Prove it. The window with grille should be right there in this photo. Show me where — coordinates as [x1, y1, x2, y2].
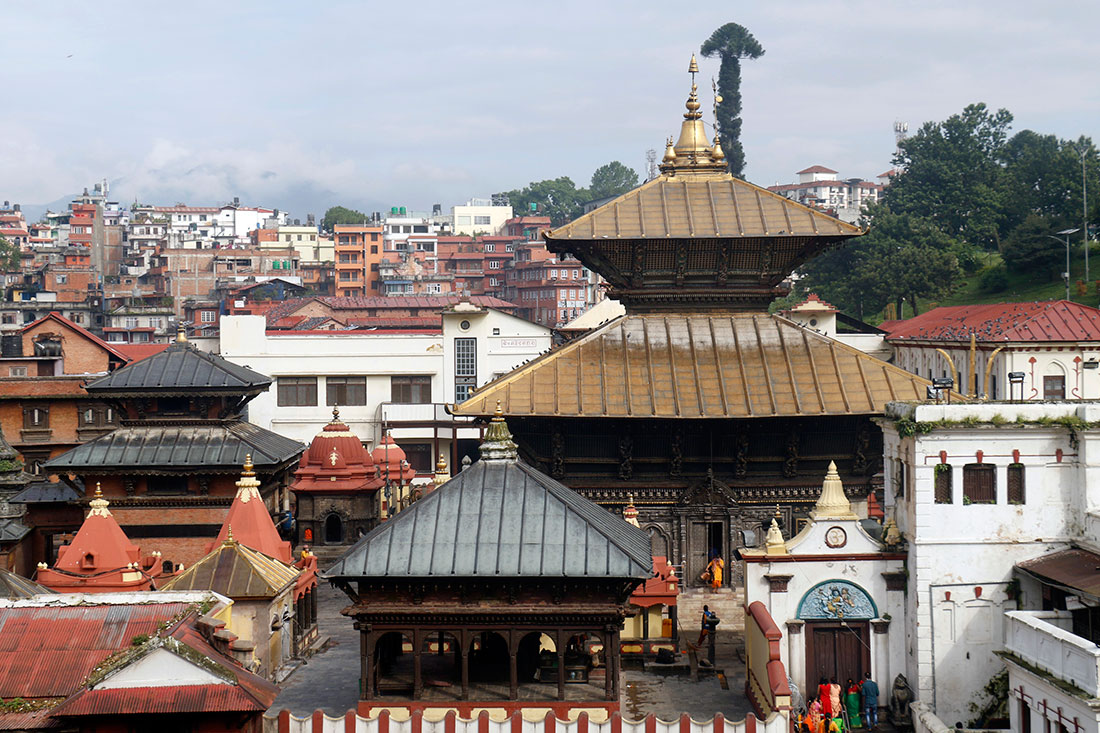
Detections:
[326, 376, 366, 406]
[963, 463, 996, 504]
[80, 404, 115, 428]
[934, 464, 952, 504]
[391, 376, 432, 404]
[1043, 375, 1065, 400]
[278, 377, 317, 406]
[402, 443, 433, 473]
[1007, 463, 1025, 504]
[454, 338, 477, 402]
[200, 310, 216, 323]
[23, 405, 48, 428]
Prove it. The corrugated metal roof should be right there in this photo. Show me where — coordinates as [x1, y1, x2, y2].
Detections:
[0, 603, 190, 698]
[0, 568, 50, 599]
[546, 173, 860, 241]
[51, 684, 268, 716]
[325, 458, 652, 580]
[881, 301, 1100, 343]
[0, 710, 61, 730]
[9, 481, 80, 504]
[452, 313, 932, 419]
[85, 341, 271, 393]
[160, 541, 298, 598]
[43, 421, 304, 472]
[1017, 547, 1100, 598]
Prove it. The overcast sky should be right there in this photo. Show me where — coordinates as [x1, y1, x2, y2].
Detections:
[2, 1, 1098, 220]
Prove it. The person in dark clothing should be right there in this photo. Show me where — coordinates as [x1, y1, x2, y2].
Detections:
[696, 605, 717, 646]
[861, 672, 880, 728]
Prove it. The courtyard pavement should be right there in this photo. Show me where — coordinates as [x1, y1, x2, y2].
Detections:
[269, 582, 755, 721]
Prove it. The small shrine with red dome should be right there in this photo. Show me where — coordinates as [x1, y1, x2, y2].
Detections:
[371, 430, 418, 516]
[36, 483, 176, 593]
[291, 409, 396, 547]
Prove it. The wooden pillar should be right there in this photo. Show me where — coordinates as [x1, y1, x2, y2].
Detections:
[311, 589, 318, 628]
[460, 631, 470, 701]
[508, 630, 518, 701]
[642, 607, 649, 639]
[603, 628, 615, 701]
[610, 628, 621, 700]
[360, 627, 374, 700]
[556, 629, 566, 702]
[413, 629, 424, 699]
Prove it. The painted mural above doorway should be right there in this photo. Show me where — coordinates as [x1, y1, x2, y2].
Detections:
[797, 580, 877, 620]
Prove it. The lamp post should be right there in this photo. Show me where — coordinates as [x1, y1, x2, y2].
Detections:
[1047, 228, 1080, 301]
[1077, 143, 1091, 282]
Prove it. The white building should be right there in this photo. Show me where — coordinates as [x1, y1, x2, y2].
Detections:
[767, 166, 882, 224]
[451, 197, 513, 236]
[883, 300, 1100, 400]
[780, 294, 891, 361]
[880, 400, 1100, 728]
[219, 305, 551, 477]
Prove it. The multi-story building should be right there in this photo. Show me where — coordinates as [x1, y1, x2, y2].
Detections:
[147, 246, 300, 316]
[0, 202, 29, 247]
[450, 197, 512, 236]
[381, 208, 450, 252]
[103, 303, 175, 344]
[767, 165, 883, 223]
[505, 241, 594, 327]
[219, 303, 551, 474]
[333, 224, 384, 297]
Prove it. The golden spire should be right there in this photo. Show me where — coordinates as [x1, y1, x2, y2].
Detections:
[235, 454, 261, 503]
[481, 400, 518, 463]
[765, 517, 787, 556]
[225, 524, 236, 545]
[809, 461, 859, 521]
[176, 323, 187, 343]
[332, 406, 340, 422]
[688, 54, 699, 75]
[433, 453, 450, 487]
[658, 56, 729, 177]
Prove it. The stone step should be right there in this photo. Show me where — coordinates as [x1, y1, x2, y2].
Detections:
[677, 588, 745, 633]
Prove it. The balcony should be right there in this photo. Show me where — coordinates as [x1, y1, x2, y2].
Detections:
[379, 402, 476, 426]
[1003, 610, 1100, 696]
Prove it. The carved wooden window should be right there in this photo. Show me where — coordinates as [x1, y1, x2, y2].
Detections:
[934, 464, 952, 504]
[963, 463, 996, 504]
[1007, 463, 1025, 505]
[23, 405, 49, 429]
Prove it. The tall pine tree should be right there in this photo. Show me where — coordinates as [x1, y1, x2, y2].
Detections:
[701, 23, 764, 178]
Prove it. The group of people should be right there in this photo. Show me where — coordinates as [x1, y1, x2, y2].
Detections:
[797, 674, 880, 733]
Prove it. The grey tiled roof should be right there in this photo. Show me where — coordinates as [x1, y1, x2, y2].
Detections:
[86, 342, 271, 393]
[43, 421, 304, 473]
[324, 459, 652, 580]
[0, 518, 31, 544]
[9, 482, 80, 504]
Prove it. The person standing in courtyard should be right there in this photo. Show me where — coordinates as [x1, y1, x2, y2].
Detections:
[818, 678, 833, 719]
[845, 678, 862, 728]
[861, 672, 880, 729]
[828, 678, 842, 723]
[696, 604, 717, 646]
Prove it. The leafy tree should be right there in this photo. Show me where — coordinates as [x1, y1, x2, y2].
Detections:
[500, 177, 588, 227]
[1000, 131, 1099, 236]
[321, 205, 369, 232]
[700, 22, 765, 178]
[800, 204, 964, 319]
[0, 236, 17, 272]
[1001, 214, 1069, 278]
[886, 103, 1013, 251]
[589, 161, 639, 200]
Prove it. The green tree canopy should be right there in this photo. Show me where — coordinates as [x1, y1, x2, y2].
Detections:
[886, 103, 1013, 251]
[800, 204, 964, 319]
[700, 22, 764, 178]
[321, 205, 370, 232]
[1001, 214, 1070, 279]
[1000, 131, 1099, 236]
[0, 236, 18, 272]
[589, 161, 639, 200]
[500, 177, 588, 227]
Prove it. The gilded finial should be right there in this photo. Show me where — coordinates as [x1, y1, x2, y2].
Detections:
[688, 54, 699, 75]
[176, 323, 187, 343]
[662, 136, 677, 164]
[765, 517, 787, 555]
[88, 482, 111, 517]
[332, 405, 340, 421]
[94, 482, 103, 498]
[774, 504, 781, 518]
[493, 399, 504, 421]
[436, 454, 447, 472]
[242, 454, 254, 475]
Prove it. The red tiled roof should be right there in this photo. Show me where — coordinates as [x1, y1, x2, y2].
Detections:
[51, 684, 268, 716]
[0, 603, 190, 698]
[346, 317, 442, 329]
[0, 710, 61, 730]
[112, 344, 170, 361]
[882, 301, 1100, 343]
[322, 295, 516, 310]
[796, 165, 838, 174]
[21, 312, 130, 364]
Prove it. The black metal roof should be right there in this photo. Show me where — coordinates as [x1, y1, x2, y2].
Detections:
[0, 518, 31, 544]
[85, 341, 271, 394]
[0, 567, 49, 599]
[324, 459, 652, 581]
[9, 481, 80, 504]
[42, 421, 304, 474]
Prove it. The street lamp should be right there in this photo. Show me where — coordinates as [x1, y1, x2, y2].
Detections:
[1046, 228, 1080, 301]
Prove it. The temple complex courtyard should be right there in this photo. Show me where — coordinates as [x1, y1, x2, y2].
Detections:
[269, 581, 753, 721]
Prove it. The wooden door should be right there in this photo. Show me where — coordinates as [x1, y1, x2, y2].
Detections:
[689, 522, 709, 586]
[805, 622, 869, 690]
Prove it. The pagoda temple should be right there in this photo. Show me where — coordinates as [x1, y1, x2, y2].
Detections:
[452, 59, 939, 590]
[44, 329, 304, 565]
[325, 404, 651, 719]
[36, 483, 176, 593]
[289, 408, 385, 547]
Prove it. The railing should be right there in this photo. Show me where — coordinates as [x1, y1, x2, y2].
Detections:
[379, 402, 475, 425]
[1003, 610, 1100, 696]
[266, 710, 789, 733]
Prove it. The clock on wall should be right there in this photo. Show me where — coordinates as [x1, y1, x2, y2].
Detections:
[825, 526, 848, 549]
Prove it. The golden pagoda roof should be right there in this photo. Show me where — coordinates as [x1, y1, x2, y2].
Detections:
[547, 171, 860, 242]
[452, 313, 936, 419]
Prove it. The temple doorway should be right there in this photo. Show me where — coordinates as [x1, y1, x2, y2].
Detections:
[324, 514, 343, 544]
[689, 520, 726, 586]
[805, 621, 870, 686]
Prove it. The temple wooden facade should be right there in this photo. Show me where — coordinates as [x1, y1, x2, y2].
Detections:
[453, 60, 939, 588]
[324, 408, 651, 718]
